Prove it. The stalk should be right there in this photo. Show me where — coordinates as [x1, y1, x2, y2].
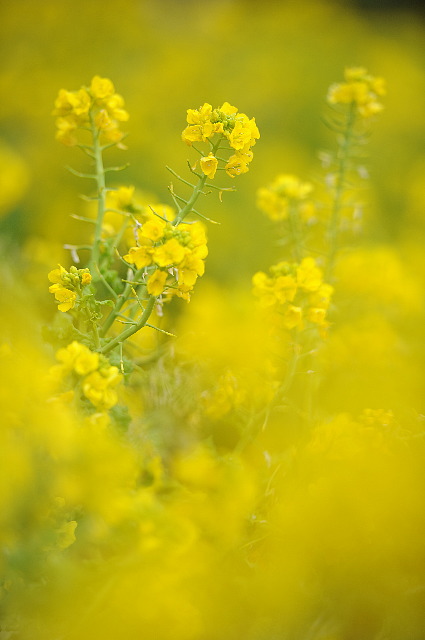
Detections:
[101, 295, 156, 355]
[100, 267, 143, 336]
[88, 113, 106, 274]
[325, 102, 356, 281]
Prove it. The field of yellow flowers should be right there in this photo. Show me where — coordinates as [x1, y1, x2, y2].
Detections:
[1, 1, 425, 639]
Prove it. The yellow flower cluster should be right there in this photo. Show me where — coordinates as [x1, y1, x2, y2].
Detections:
[124, 214, 208, 301]
[257, 173, 316, 222]
[182, 102, 260, 178]
[52, 340, 122, 411]
[252, 256, 333, 331]
[53, 75, 129, 146]
[48, 264, 92, 312]
[327, 67, 386, 118]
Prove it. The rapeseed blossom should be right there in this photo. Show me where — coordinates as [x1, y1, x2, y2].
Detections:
[50, 341, 122, 413]
[327, 66, 386, 118]
[48, 264, 92, 312]
[124, 217, 208, 301]
[257, 174, 315, 222]
[53, 75, 129, 145]
[252, 257, 333, 331]
[182, 101, 259, 178]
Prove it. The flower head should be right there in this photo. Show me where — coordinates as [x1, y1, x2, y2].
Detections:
[182, 102, 259, 178]
[53, 76, 129, 145]
[327, 67, 386, 118]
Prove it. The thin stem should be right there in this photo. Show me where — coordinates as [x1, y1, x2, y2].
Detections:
[171, 137, 222, 226]
[171, 174, 208, 226]
[325, 102, 356, 281]
[100, 267, 144, 336]
[101, 295, 156, 355]
[88, 113, 106, 274]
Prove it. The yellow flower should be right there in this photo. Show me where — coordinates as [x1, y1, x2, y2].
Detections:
[48, 284, 77, 312]
[186, 102, 213, 124]
[141, 219, 165, 242]
[296, 257, 323, 292]
[106, 93, 129, 121]
[48, 264, 68, 284]
[71, 89, 91, 117]
[147, 269, 168, 296]
[177, 269, 198, 288]
[306, 306, 327, 325]
[83, 366, 122, 410]
[252, 271, 276, 307]
[282, 304, 303, 329]
[228, 121, 252, 151]
[245, 116, 260, 145]
[182, 123, 214, 145]
[274, 275, 297, 303]
[123, 246, 154, 269]
[56, 341, 99, 376]
[175, 283, 193, 301]
[90, 75, 115, 101]
[225, 155, 249, 178]
[309, 283, 334, 310]
[327, 67, 385, 118]
[219, 101, 238, 115]
[94, 109, 114, 130]
[55, 117, 78, 146]
[53, 88, 91, 118]
[153, 238, 186, 267]
[180, 252, 205, 278]
[188, 222, 208, 251]
[108, 185, 135, 210]
[53, 89, 76, 116]
[200, 153, 218, 180]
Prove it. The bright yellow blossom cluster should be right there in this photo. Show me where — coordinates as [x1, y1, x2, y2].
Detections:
[48, 264, 92, 312]
[53, 75, 129, 146]
[257, 173, 316, 222]
[124, 214, 208, 301]
[51, 340, 122, 411]
[182, 102, 260, 178]
[252, 256, 333, 331]
[327, 67, 386, 118]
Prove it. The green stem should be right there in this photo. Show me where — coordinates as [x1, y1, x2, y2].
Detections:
[325, 102, 356, 281]
[101, 295, 156, 355]
[100, 267, 144, 336]
[171, 174, 208, 226]
[88, 113, 106, 274]
[171, 138, 222, 226]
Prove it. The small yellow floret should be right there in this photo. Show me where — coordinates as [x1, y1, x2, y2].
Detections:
[147, 269, 168, 296]
[90, 75, 115, 100]
[153, 238, 186, 267]
[200, 153, 218, 180]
